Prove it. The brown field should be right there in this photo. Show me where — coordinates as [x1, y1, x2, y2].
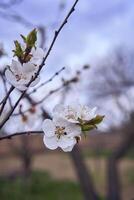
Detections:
[0, 132, 134, 200]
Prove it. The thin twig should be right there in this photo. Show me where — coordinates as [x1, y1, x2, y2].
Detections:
[28, 66, 65, 95]
[0, 131, 43, 141]
[34, 76, 79, 105]
[0, 73, 13, 109]
[0, 85, 14, 115]
[13, 76, 79, 116]
[0, 0, 79, 129]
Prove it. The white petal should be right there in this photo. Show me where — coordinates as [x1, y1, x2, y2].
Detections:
[79, 105, 97, 121]
[43, 135, 58, 150]
[64, 105, 78, 123]
[32, 47, 44, 59]
[53, 104, 78, 123]
[23, 63, 35, 73]
[89, 107, 97, 119]
[11, 60, 22, 73]
[30, 76, 40, 87]
[15, 84, 27, 91]
[58, 136, 76, 149]
[53, 117, 68, 127]
[42, 119, 55, 137]
[62, 145, 75, 152]
[5, 69, 16, 84]
[65, 123, 81, 137]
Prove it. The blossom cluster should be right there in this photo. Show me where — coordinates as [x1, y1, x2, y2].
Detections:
[5, 29, 44, 91]
[4, 30, 104, 152]
[42, 104, 104, 152]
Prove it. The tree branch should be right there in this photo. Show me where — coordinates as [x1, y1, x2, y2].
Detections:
[0, 85, 14, 115]
[0, 131, 43, 141]
[0, 0, 79, 129]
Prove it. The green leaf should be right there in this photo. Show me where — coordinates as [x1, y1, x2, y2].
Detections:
[89, 115, 105, 125]
[20, 34, 27, 43]
[81, 115, 105, 133]
[13, 40, 23, 58]
[26, 29, 37, 48]
[81, 124, 95, 132]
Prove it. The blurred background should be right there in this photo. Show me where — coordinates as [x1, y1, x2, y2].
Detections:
[0, 0, 134, 200]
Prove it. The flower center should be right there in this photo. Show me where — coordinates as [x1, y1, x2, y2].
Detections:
[55, 126, 66, 139]
[21, 115, 28, 123]
[65, 107, 77, 121]
[15, 74, 22, 81]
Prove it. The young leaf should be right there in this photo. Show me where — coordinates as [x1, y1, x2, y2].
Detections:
[26, 29, 37, 48]
[13, 40, 23, 58]
[20, 34, 26, 43]
[81, 124, 95, 132]
[89, 115, 105, 125]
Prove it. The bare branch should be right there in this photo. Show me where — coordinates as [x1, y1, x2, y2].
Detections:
[0, 86, 14, 115]
[28, 66, 65, 95]
[0, 0, 79, 128]
[0, 72, 13, 109]
[13, 75, 79, 116]
[0, 130, 43, 141]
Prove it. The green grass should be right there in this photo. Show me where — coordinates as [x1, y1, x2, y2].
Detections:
[125, 167, 134, 184]
[0, 171, 83, 200]
[84, 148, 134, 159]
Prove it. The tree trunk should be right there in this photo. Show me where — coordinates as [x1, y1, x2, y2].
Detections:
[71, 146, 99, 200]
[106, 131, 134, 200]
[20, 136, 32, 178]
[107, 157, 121, 200]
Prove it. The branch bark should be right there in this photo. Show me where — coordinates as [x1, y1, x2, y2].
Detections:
[106, 131, 134, 200]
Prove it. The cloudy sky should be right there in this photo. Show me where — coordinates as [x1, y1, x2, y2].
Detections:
[0, 0, 134, 68]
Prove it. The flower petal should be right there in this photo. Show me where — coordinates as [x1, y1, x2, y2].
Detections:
[89, 107, 97, 119]
[78, 105, 97, 121]
[5, 69, 16, 84]
[64, 105, 78, 123]
[58, 136, 76, 149]
[42, 119, 55, 137]
[65, 123, 81, 137]
[43, 135, 58, 150]
[62, 145, 75, 152]
[53, 117, 68, 127]
[23, 63, 35, 73]
[32, 47, 44, 59]
[15, 84, 27, 91]
[11, 60, 22, 73]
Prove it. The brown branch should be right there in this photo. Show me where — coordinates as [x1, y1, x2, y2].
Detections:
[0, 85, 14, 115]
[13, 76, 79, 116]
[0, 0, 79, 129]
[0, 73, 13, 109]
[0, 131, 43, 141]
[28, 66, 65, 95]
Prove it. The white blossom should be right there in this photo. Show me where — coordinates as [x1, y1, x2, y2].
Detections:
[31, 47, 44, 64]
[53, 104, 97, 123]
[42, 117, 81, 152]
[20, 45, 44, 67]
[5, 60, 40, 91]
